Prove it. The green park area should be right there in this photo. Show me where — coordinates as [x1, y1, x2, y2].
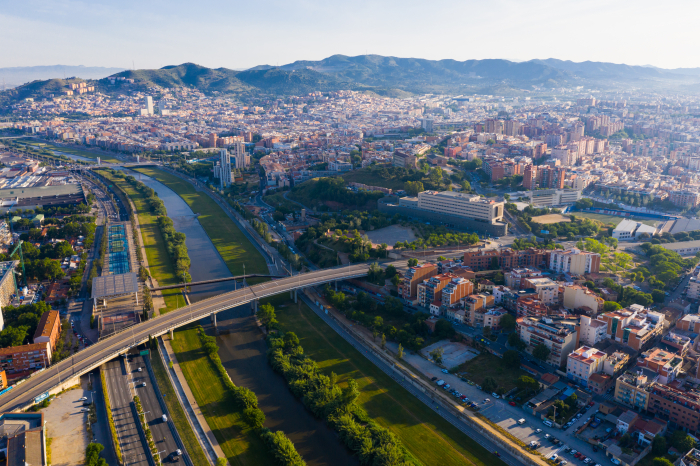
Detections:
[150, 350, 210, 466]
[99, 169, 184, 311]
[269, 294, 505, 466]
[456, 353, 529, 394]
[22, 139, 122, 163]
[170, 327, 272, 466]
[133, 168, 268, 277]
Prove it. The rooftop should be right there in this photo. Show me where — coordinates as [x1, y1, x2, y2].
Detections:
[91, 272, 139, 300]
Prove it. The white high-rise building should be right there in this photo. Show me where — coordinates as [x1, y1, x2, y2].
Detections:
[144, 96, 154, 115]
[231, 141, 250, 169]
[213, 149, 232, 188]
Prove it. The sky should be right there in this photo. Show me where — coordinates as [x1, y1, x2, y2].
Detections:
[2, 0, 700, 70]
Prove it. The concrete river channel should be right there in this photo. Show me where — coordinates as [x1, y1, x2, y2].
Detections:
[128, 170, 358, 466]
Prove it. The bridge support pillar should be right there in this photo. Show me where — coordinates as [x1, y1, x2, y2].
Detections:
[290, 290, 293, 300]
[170, 328, 174, 339]
[251, 299, 258, 314]
[335, 281, 338, 291]
[294, 289, 298, 303]
[211, 313, 217, 327]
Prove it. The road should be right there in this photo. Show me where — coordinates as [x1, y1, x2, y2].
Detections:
[0, 262, 378, 413]
[103, 358, 150, 466]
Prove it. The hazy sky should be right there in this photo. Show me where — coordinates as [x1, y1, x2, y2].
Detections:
[2, 0, 700, 70]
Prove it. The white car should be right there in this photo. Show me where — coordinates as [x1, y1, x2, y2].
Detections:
[484, 398, 491, 403]
[570, 450, 578, 456]
[492, 393, 500, 399]
[551, 454, 558, 461]
[142, 382, 147, 387]
[535, 429, 542, 433]
[610, 459, 620, 465]
[79, 397, 87, 401]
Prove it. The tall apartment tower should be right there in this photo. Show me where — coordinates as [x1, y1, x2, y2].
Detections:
[523, 165, 537, 190]
[144, 96, 154, 115]
[231, 140, 250, 169]
[214, 149, 232, 188]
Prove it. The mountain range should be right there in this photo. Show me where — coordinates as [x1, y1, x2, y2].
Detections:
[5, 55, 700, 100]
[0, 65, 125, 89]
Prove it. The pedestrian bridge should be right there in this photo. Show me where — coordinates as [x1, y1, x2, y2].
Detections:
[0, 263, 384, 412]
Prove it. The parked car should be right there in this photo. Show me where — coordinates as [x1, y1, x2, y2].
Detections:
[484, 398, 491, 403]
[431, 377, 438, 381]
[535, 429, 542, 433]
[509, 401, 516, 406]
[492, 393, 500, 398]
[441, 369, 449, 374]
[570, 450, 577, 456]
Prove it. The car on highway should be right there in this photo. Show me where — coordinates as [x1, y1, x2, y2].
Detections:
[142, 382, 147, 387]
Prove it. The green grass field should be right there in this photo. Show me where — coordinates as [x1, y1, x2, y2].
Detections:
[22, 140, 122, 163]
[171, 327, 272, 466]
[150, 349, 210, 466]
[99, 170, 183, 311]
[341, 167, 407, 190]
[456, 353, 529, 393]
[573, 212, 659, 227]
[133, 168, 268, 277]
[269, 294, 505, 466]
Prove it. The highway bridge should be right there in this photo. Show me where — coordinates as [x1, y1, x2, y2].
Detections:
[0, 263, 379, 412]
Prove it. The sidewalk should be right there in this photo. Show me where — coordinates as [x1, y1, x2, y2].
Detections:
[159, 334, 226, 462]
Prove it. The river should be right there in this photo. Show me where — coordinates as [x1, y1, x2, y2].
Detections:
[127, 169, 357, 466]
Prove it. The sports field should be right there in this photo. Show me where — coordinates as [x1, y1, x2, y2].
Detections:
[574, 212, 659, 227]
[133, 168, 268, 277]
[531, 213, 571, 225]
[270, 294, 506, 466]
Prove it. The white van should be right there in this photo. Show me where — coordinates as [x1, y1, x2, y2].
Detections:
[518, 419, 526, 425]
[543, 420, 553, 427]
[162, 414, 168, 422]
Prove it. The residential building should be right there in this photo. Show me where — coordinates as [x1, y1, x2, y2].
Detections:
[549, 248, 601, 275]
[392, 151, 417, 169]
[539, 166, 566, 189]
[603, 351, 630, 377]
[0, 342, 51, 378]
[483, 308, 507, 329]
[213, 148, 233, 188]
[669, 190, 700, 208]
[32, 310, 61, 351]
[516, 296, 549, 317]
[464, 250, 548, 272]
[615, 369, 657, 412]
[688, 276, 700, 299]
[562, 285, 604, 313]
[660, 332, 692, 356]
[492, 285, 509, 305]
[0, 412, 47, 466]
[465, 293, 495, 326]
[588, 372, 613, 395]
[516, 316, 577, 367]
[675, 448, 700, 466]
[676, 314, 700, 333]
[577, 315, 608, 347]
[230, 140, 251, 169]
[598, 305, 665, 351]
[636, 348, 683, 385]
[400, 263, 437, 301]
[566, 346, 607, 387]
[648, 383, 700, 434]
[0, 261, 19, 330]
[441, 277, 474, 307]
[522, 277, 559, 305]
[505, 268, 543, 289]
[417, 273, 455, 308]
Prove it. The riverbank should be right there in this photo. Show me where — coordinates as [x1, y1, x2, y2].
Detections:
[132, 167, 269, 278]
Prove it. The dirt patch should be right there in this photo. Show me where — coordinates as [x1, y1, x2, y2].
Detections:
[365, 225, 417, 248]
[531, 214, 571, 224]
[43, 387, 90, 466]
[420, 341, 479, 369]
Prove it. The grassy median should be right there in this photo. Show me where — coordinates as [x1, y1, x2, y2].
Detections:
[150, 350, 210, 466]
[268, 294, 505, 466]
[132, 168, 268, 278]
[22, 140, 122, 163]
[99, 170, 183, 311]
[170, 326, 272, 466]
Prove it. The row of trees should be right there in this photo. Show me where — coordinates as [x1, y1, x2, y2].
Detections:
[196, 326, 306, 466]
[268, 331, 412, 466]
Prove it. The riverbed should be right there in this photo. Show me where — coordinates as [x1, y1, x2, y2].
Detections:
[127, 169, 356, 466]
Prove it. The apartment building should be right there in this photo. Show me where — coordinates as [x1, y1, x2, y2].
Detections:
[505, 268, 543, 289]
[522, 277, 559, 305]
[516, 296, 549, 317]
[516, 316, 577, 367]
[648, 384, 700, 434]
[32, 310, 61, 351]
[464, 249, 548, 272]
[588, 373, 613, 395]
[563, 285, 604, 313]
[417, 273, 455, 308]
[464, 293, 495, 326]
[441, 277, 474, 308]
[577, 315, 608, 346]
[527, 189, 581, 206]
[392, 151, 417, 169]
[566, 346, 607, 387]
[636, 348, 683, 385]
[603, 351, 630, 377]
[688, 276, 700, 300]
[0, 342, 51, 377]
[660, 332, 692, 356]
[615, 369, 658, 412]
[483, 308, 507, 329]
[598, 305, 665, 351]
[549, 248, 601, 275]
[676, 314, 700, 333]
[669, 190, 700, 208]
[400, 263, 437, 301]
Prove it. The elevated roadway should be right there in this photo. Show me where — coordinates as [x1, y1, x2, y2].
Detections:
[0, 263, 377, 412]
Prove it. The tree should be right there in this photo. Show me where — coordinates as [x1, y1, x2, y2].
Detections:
[434, 319, 455, 339]
[603, 301, 622, 313]
[500, 314, 516, 331]
[651, 435, 667, 456]
[483, 326, 492, 338]
[482, 376, 498, 393]
[533, 343, 550, 362]
[508, 332, 526, 350]
[429, 347, 444, 365]
[652, 459, 675, 466]
[503, 350, 520, 368]
[283, 332, 300, 351]
[216, 458, 228, 466]
[671, 430, 696, 453]
[256, 303, 278, 332]
[391, 274, 401, 287]
[407, 258, 419, 267]
[381, 333, 386, 349]
[651, 289, 666, 303]
[397, 344, 404, 359]
[404, 181, 425, 196]
[516, 375, 539, 393]
[384, 265, 397, 278]
[243, 407, 266, 429]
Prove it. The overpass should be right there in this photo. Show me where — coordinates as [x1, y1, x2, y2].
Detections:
[0, 263, 380, 412]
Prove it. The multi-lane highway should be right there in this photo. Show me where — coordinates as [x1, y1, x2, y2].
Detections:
[0, 263, 376, 412]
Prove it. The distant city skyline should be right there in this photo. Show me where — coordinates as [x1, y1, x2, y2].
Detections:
[2, 0, 700, 70]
